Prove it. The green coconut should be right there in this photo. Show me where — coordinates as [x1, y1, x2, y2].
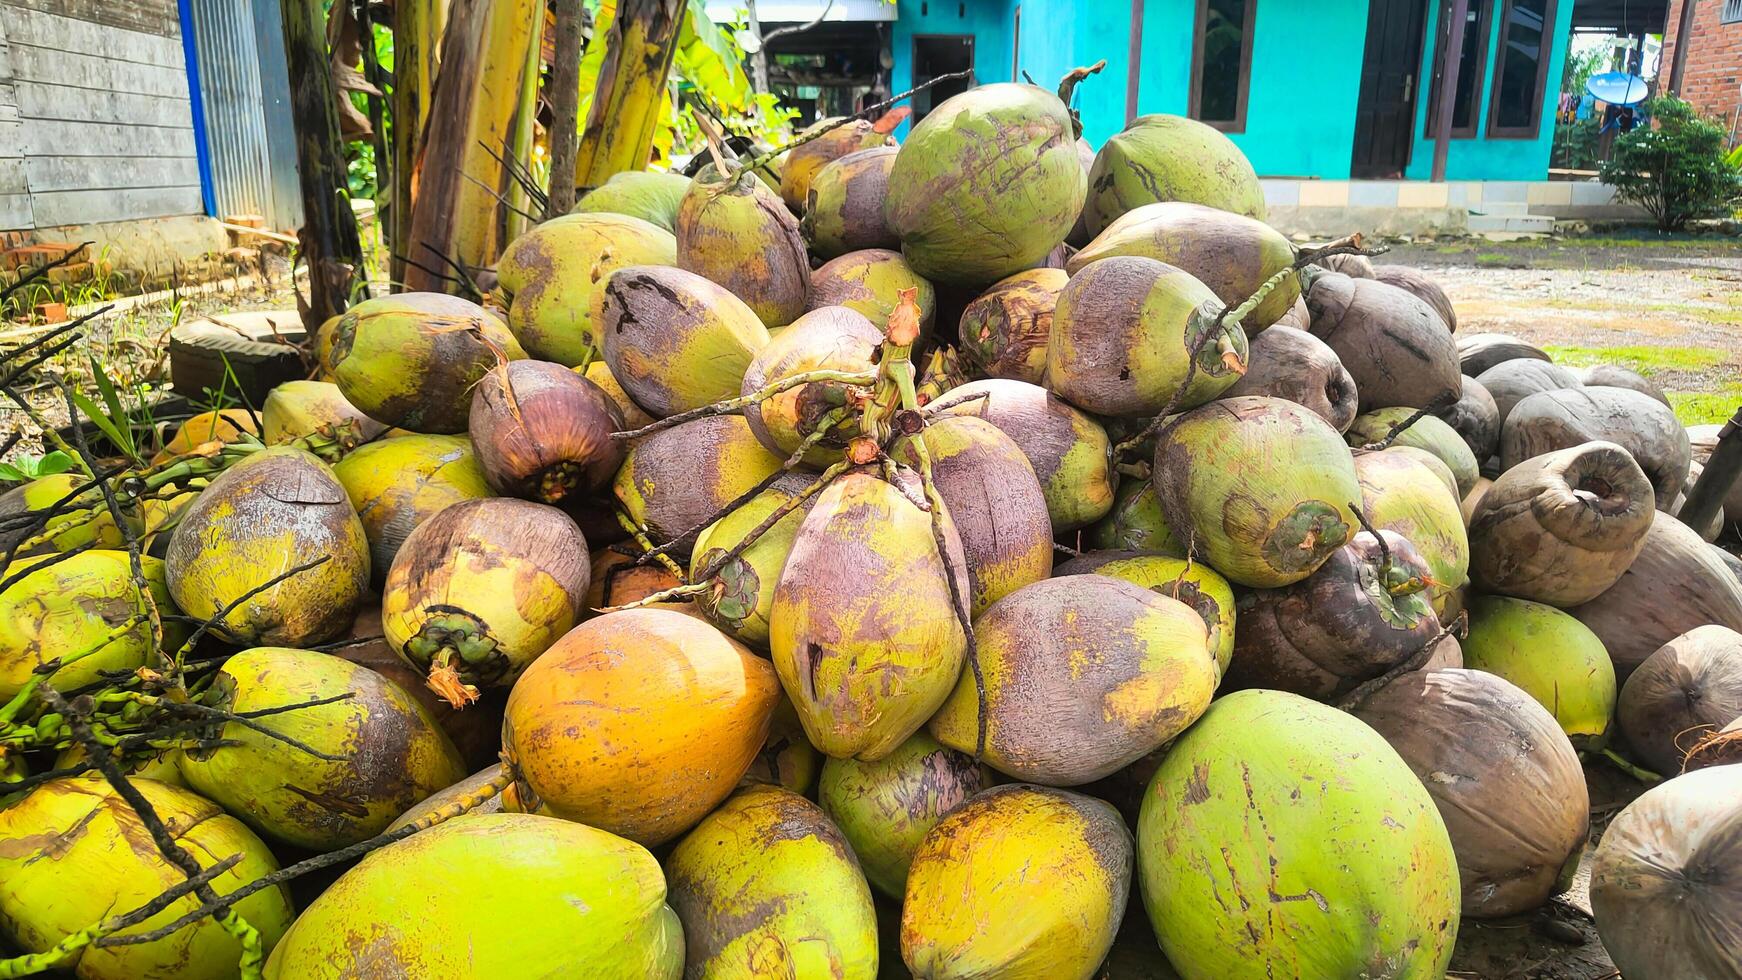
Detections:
[769, 473, 968, 760]
[1386, 445, 1460, 499]
[809, 248, 936, 339]
[741, 305, 883, 466]
[261, 379, 384, 448]
[496, 212, 678, 367]
[1055, 549, 1236, 676]
[891, 416, 1054, 613]
[817, 731, 991, 899]
[667, 784, 879, 978]
[598, 264, 770, 418]
[802, 145, 899, 258]
[263, 812, 682, 978]
[165, 446, 370, 647]
[902, 784, 1132, 979]
[0, 472, 126, 556]
[1085, 113, 1267, 235]
[929, 575, 1216, 785]
[1084, 479, 1186, 555]
[780, 117, 893, 212]
[677, 163, 811, 327]
[178, 646, 464, 850]
[691, 472, 818, 646]
[957, 268, 1066, 384]
[937, 379, 1117, 532]
[1347, 409, 1480, 498]
[1353, 449, 1471, 616]
[613, 415, 786, 558]
[1152, 395, 1360, 588]
[1048, 255, 1247, 417]
[885, 82, 1086, 284]
[1138, 690, 1460, 978]
[332, 434, 493, 582]
[740, 692, 823, 795]
[329, 292, 525, 433]
[0, 551, 179, 700]
[1462, 594, 1617, 746]
[1070, 202, 1298, 331]
[0, 777, 293, 980]
[572, 169, 692, 231]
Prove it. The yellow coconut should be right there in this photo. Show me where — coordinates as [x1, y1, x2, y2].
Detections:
[263, 812, 683, 978]
[957, 268, 1067, 384]
[502, 607, 780, 845]
[0, 777, 293, 980]
[739, 692, 824, 795]
[177, 646, 465, 850]
[667, 784, 879, 978]
[809, 248, 936, 339]
[597, 264, 770, 417]
[164, 446, 370, 647]
[587, 546, 683, 612]
[332, 433, 493, 580]
[329, 292, 525, 434]
[0, 551, 179, 699]
[779, 117, 893, 212]
[152, 408, 258, 463]
[817, 731, 991, 898]
[261, 379, 384, 448]
[937, 379, 1117, 533]
[0, 472, 126, 555]
[677, 163, 811, 327]
[613, 415, 786, 558]
[740, 305, 883, 466]
[770, 473, 969, 760]
[496, 212, 678, 366]
[1056, 549, 1237, 676]
[901, 784, 1132, 979]
[584, 359, 655, 431]
[691, 472, 818, 646]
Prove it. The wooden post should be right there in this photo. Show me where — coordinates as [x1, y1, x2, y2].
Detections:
[1430, 0, 1469, 183]
[1667, 0, 1699, 96]
[390, 0, 448, 288]
[280, 0, 367, 328]
[1126, 0, 1144, 125]
[574, 0, 686, 190]
[546, 0, 585, 218]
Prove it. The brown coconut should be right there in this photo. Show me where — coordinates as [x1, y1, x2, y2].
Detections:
[1581, 364, 1670, 406]
[611, 415, 785, 558]
[957, 268, 1067, 385]
[802, 145, 900, 258]
[1476, 358, 1583, 427]
[1568, 511, 1742, 679]
[1302, 269, 1460, 413]
[779, 117, 892, 213]
[1223, 324, 1359, 433]
[1352, 668, 1588, 918]
[1502, 386, 1692, 510]
[1314, 252, 1374, 278]
[1458, 333, 1550, 377]
[1225, 530, 1443, 700]
[1273, 296, 1311, 330]
[1616, 625, 1742, 775]
[597, 265, 770, 418]
[468, 360, 624, 503]
[1371, 265, 1457, 332]
[1443, 375, 1500, 463]
[676, 163, 811, 327]
[1467, 441, 1656, 607]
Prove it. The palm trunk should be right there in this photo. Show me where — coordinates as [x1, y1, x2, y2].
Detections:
[573, 0, 685, 191]
[402, 0, 542, 294]
[544, 0, 586, 218]
[389, 0, 449, 287]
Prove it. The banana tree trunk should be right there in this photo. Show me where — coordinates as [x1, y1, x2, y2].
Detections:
[280, 0, 366, 328]
[389, 0, 450, 288]
[574, 0, 685, 191]
[544, 0, 586, 218]
[503, 16, 545, 246]
[402, 0, 541, 294]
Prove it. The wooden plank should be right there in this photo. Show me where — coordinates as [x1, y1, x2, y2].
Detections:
[0, 191, 32, 229]
[25, 155, 198, 193]
[0, 120, 21, 160]
[12, 81, 192, 128]
[0, 157, 24, 195]
[21, 119, 195, 159]
[28, 185, 201, 226]
[0, 0, 181, 40]
[5, 44, 188, 98]
[2, 7, 183, 66]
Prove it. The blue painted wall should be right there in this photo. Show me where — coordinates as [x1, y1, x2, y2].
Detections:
[1403, 0, 1576, 181]
[890, 0, 1571, 180]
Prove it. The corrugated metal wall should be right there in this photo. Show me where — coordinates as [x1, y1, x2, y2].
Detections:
[185, 0, 303, 229]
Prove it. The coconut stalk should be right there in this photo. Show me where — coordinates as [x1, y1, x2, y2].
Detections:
[389, 0, 451, 285]
[280, 0, 366, 328]
[573, 0, 685, 191]
[402, 0, 542, 293]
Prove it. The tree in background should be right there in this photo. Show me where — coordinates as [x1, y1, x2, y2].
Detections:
[1600, 96, 1742, 231]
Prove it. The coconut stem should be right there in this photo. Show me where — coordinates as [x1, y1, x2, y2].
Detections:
[1595, 747, 1663, 785]
[733, 69, 974, 179]
[610, 369, 878, 442]
[614, 509, 689, 581]
[1335, 611, 1467, 712]
[1357, 391, 1459, 451]
[425, 650, 481, 709]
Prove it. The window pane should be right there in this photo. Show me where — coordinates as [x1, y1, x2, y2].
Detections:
[1495, 0, 1549, 131]
[1197, 0, 1248, 123]
[1427, 5, 1485, 133]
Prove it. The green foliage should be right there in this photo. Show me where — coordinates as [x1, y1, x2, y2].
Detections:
[1599, 96, 1742, 231]
[1553, 116, 1602, 170]
[0, 452, 74, 486]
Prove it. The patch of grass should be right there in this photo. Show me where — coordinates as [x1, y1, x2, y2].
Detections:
[1474, 253, 1516, 268]
[1669, 389, 1742, 426]
[1535, 297, 1742, 326]
[1541, 345, 1726, 375]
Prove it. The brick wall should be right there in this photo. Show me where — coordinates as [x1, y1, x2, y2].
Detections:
[1664, 0, 1742, 125]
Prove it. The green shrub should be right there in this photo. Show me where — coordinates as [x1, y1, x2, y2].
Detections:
[1599, 96, 1742, 231]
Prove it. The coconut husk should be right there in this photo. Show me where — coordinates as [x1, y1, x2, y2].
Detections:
[1468, 441, 1655, 607]
[1302, 269, 1459, 413]
[1616, 624, 1742, 775]
[1315, 252, 1375, 278]
[676, 163, 811, 327]
[1223, 324, 1359, 433]
[1715, 543, 1742, 586]
[1475, 358, 1582, 427]
[1457, 333, 1549, 377]
[1590, 762, 1742, 980]
[937, 379, 1117, 533]
[1353, 668, 1588, 918]
[598, 265, 771, 418]
[1580, 364, 1670, 406]
[957, 268, 1067, 385]
[1502, 386, 1692, 510]
[1084, 114, 1267, 235]
[778, 117, 891, 213]
[612, 415, 785, 558]
[802, 145, 899, 258]
[1569, 511, 1742, 679]
[1273, 295, 1311, 330]
[1444, 375, 1499, 461]
[1681, 714, 1742, 771]
[469, 360, 623, 502]
[1372, 265, 1457, 332]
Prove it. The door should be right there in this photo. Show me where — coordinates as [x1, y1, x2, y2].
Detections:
[1351, 0, 1429, 178]
[911, 35, 974, 123]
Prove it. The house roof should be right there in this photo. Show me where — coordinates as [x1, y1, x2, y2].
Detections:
[1570, 0, 1670, 35]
